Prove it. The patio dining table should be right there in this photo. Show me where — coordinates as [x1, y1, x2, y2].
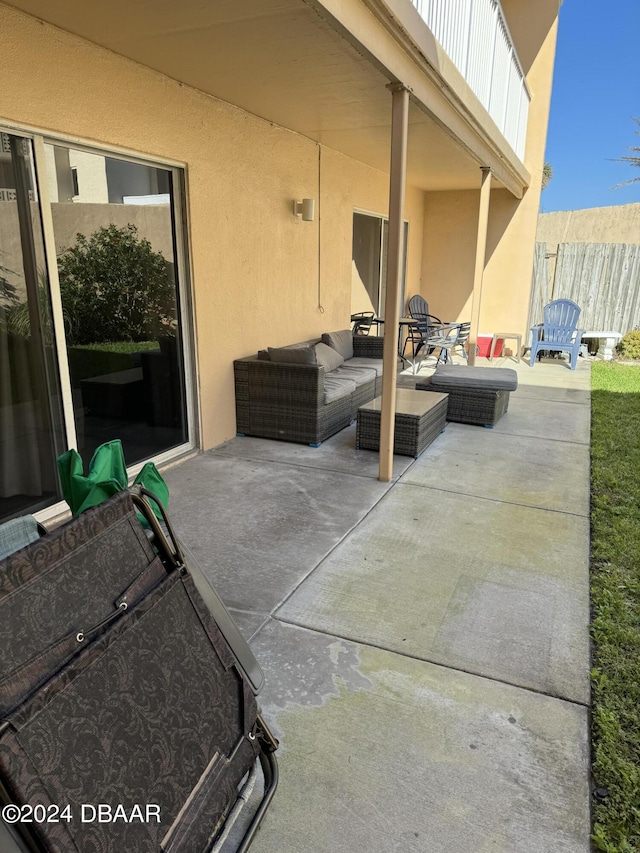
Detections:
[369, 317, 422, 368]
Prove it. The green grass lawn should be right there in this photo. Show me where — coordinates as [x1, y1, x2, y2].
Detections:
[590, 362, 640, 852]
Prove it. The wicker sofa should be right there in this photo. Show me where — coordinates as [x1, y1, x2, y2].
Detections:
[234, 331, 384, 445]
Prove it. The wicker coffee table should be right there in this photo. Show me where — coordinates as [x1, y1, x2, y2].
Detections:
[356, 388, 448, 458]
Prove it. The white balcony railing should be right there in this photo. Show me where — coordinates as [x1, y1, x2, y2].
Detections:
[410, 0, 530, 160]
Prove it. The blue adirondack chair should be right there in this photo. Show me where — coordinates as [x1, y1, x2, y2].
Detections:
[530, 298, 585, 370]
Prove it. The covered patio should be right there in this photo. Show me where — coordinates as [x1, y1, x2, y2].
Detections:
[163, 357, 592, 852]
[0, 0, 554, 471]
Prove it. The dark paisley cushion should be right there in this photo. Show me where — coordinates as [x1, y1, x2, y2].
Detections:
[0, 490, 154, 596]
[0, 492, 161, 691]
[0, 557, 167, 718]
[0, 571, 259, 853]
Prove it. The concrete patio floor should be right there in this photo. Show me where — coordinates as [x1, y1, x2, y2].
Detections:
[163, 355, 592, 852]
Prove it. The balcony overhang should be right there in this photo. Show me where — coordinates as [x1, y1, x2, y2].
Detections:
[4, 0, 530, 197]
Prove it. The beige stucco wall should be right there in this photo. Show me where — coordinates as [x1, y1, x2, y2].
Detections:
[537, 203, 640, 245]
[420, 189, 477, 322]
[0, 3, 426, 449]
[420, 0, 559, 341]
[67, 150, 109, 204]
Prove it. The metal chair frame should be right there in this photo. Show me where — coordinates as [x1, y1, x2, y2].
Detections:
[350, 312, 375, 336]
[406, 295, 462, 371]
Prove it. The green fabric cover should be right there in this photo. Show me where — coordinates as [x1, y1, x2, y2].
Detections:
[57, 439, 169, 525]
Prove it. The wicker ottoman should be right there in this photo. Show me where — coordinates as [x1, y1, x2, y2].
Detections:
[416, 365, 518, 428]
[356, 388, 448, 458]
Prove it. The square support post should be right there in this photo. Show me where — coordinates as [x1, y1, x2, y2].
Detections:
[467, 167, 492, 367]
[379, 83, 409, 482]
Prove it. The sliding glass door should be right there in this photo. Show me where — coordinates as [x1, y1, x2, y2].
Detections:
[0, 130, 193, 524]
[351, 211, 408, 319]
[45, 143, 188, 466]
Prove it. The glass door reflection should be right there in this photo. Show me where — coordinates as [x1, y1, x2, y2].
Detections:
[0, 133, 65, 522]
[46, 145, 188, 467]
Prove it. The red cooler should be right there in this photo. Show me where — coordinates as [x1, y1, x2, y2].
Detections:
[476, 335, 503, 358]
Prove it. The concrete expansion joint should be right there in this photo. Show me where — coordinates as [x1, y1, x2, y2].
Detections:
[397, 480, 590, 519]
[495, 430, 590, 446]
[212, 448, 410, 482]
[268, 479, 400, 615]
[516, 395, 591, 407]
[271, 616, 590, 709]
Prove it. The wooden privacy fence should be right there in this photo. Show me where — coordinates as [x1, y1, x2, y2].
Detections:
[530, 242, 640, 336]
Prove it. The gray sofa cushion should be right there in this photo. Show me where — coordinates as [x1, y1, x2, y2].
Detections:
[331, 364, 377, 387]
[315, 342, 344, 371]
[268, 345, 317, 364]
[322, 329, 354, 361]
[323, 375, 356, 404]
[431, 365, 518, 391]
[346, 357, 383, 377]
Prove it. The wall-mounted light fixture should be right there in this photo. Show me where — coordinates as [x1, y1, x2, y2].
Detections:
[293, 198, 315, 221]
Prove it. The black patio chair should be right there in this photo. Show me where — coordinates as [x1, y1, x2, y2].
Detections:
[351, 311, 375, 336]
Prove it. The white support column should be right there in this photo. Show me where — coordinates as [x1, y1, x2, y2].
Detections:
[467, 167, 492, 367]
[379, 83, 409, 483]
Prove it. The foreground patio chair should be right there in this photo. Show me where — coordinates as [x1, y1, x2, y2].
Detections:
[530, 298, 584, 370]
[0, 490, 278, 853]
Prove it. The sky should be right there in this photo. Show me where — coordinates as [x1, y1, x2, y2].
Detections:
[541, 0, 640, 213]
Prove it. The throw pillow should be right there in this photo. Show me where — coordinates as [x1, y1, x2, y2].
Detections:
[321, 329, 354, 360]
[268, 346, 317, 365]
[314, 342, 345, 371]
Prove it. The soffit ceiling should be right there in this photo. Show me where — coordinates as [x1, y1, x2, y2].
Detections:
[6, 0, 491, 191]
